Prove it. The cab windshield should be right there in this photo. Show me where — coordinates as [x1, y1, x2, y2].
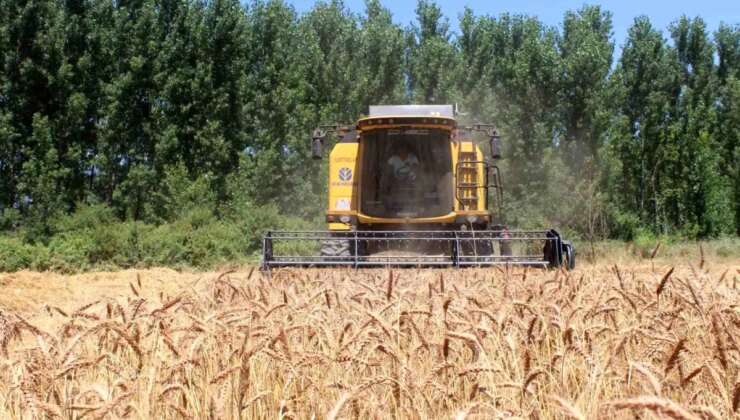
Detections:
[360, 128, 453, 218]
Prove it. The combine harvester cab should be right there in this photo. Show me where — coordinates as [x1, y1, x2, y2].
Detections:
[262, 105, 575, 270]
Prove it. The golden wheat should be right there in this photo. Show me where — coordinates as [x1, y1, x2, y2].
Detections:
[0, 256, 738, 419]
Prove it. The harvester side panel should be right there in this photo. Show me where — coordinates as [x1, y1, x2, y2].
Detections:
[327, 142, 359, 231]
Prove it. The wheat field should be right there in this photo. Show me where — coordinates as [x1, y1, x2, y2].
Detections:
[0, 248, 738, 419]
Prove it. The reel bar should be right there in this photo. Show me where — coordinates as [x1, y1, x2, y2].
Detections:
[262, 229, 568, 269]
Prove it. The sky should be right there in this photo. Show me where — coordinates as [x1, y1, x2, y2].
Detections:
[288, 0, 739, 54]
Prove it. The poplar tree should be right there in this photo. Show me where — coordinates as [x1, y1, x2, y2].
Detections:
[408, 0, 459, 103]
[714, 23, 740, 234]
[609, 16, 675, 232]
[558, 5, 613, 171]
[664, 17, 731, 236]
[0, 0, 737, 240]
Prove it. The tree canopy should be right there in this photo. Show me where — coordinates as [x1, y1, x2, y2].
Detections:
[0, 0, 738, 245]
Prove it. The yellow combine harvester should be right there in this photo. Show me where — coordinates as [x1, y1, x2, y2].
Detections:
[262, 105, 575, 269]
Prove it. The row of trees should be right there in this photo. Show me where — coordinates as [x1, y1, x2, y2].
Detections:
[1, 0, 738, 244]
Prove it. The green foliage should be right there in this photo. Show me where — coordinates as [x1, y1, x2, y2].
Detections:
[715, 24, 740, 235]
[606, 207, 641, 241]
[0, 0, 737, 272]
[0, 208, 21, 232]
[46, 233, 93, 273]
[0, 236, 34, 271]
[0, 234, 50, 272]
[137, 211, 234, 269]
[17, 115, 70, 241]
[558, 5, 614, 168]
[408, 1, 459, 103]
[46, 204, 146, 271]
[0, 200, 309, 272]
[151, 162, 217, 222]
[714, 238, 736, 258]
[607, 15, 737, 238]
[54, 203, 117, 232]
[632, 228, 660, 258]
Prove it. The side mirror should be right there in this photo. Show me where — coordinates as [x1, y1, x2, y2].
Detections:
[490, 131, 502, 159]
[311, 129, 325, 160]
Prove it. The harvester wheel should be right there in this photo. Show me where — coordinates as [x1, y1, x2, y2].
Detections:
[562, 242, 575, 270]
[474, 239, 494, 261]
[320, 236, 354, 261]
[499, 241, 512, 257]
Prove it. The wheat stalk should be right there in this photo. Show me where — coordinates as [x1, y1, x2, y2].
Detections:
[609, 396, 699, 420]
[552, 396, 586, 420]
[1, 260, 737, 419]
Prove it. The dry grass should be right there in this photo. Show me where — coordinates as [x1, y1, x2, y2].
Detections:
[0, 253, 738, 419]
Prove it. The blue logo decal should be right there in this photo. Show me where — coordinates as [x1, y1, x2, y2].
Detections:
[339, 167, 352, 181]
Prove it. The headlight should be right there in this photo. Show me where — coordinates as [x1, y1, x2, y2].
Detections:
[466, 215, 478, 224]
[339, 215, 351, 224]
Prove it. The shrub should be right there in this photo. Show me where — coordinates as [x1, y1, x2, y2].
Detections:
[44, 205, 152, 271]
[0, 236, 34, 272]
[47, 233, 94, 273]
[91, 221, 153, 268]
[149, 163, 217, 222]
[137, 208, 246, 269]
[138, 224, 188, 268]
[54, 204, 118, 234]
[608, 208, 641, 241]
[187, 220, 246, 268]
[632, 229, 660, 258]
[230, 203, 285, 252]
[0, 208, 21, 232]
[714, 237, 738, 258]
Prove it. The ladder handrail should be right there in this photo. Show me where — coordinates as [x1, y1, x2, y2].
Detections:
[455, 158, 488, 211]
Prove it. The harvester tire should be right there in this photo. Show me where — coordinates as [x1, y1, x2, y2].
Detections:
[562, 242, 575, 270]
[500, 241, 513, 257]
[320, 237, 353, 261]
[474, 239, 494, 261]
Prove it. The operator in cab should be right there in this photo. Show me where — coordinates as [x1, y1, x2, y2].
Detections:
[383, 142, 422, 216]
[387, 143, 419, 183]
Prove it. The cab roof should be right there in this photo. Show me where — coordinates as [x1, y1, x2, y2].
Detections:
[368, 105, 454, 118]
[358, 105, 457, 131]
